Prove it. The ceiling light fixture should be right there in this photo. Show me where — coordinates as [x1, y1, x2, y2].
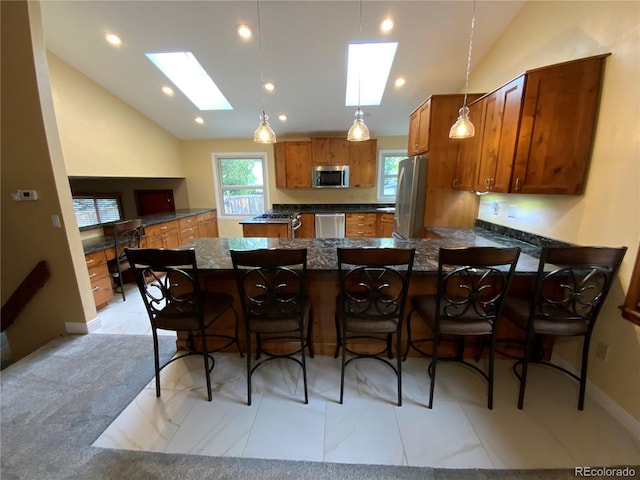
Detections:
[104, 32, 122, 47]
[278, 114, 288, 121]
[395, 77, 406, 88]
[237, 24, 252, 39]
[449, 0, 477, 139]
[161, 86, 174, 96]
[347, 0, 370, 142]
[263, 82, 275, 92]
[381, 18, 394, 32]
[194, 116, 204, 124]
[253, 0, 276, 144]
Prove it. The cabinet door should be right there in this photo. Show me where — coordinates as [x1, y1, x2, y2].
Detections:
[474, 76, 524, 193]
[454, 99, 484, 191]
[274, 141, 312, 188]
[376, 213, 394, 237]
[407, 100, 431, 155]
[243, 223, 290, 238]
[197, 212, 218, 237]
[407, 109, 420, 156]
[348, 139, 377, 187]
[512, 56, 605, 194]
[311, 138, 349, 165]
[297, 213, 315, 238]
[416, 99, 431, 153]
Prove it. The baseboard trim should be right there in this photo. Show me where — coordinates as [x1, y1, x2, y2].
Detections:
[65, 316, 102, 334]
[552, 353, 640, 444]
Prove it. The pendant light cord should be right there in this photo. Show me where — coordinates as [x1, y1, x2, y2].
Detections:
[461, 0, 476, 109]
[357, 0, 363, 109]
[257, 0, 265, 111]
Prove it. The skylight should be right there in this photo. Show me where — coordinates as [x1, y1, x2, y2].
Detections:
[145, 52, 233, 110]
[345, 42, 398, 107]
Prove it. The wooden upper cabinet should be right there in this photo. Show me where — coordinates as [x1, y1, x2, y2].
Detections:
[311, 138, 350, 165]
[407, 99, 431, 155]
[274, 141, 312, 188]
[348, 139, 377, 187]
[474, 75, 525, 193]
[454, 54, 608, 195]
[511, 55, 608, 194]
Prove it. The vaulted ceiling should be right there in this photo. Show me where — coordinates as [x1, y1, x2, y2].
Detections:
[40, 1, 524, 140]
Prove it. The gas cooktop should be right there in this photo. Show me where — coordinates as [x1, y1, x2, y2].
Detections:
[255, 213, 295, 220]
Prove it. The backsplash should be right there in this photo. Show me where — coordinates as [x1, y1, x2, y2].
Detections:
[475, 219, 573, 248]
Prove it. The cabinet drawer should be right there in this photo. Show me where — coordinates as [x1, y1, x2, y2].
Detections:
[197, 211, 217, 222]
[345, 213, 377, 237]
[91, 275, 113, 307]
[179, 216, 198, 229]
[87, 263, 109, 283]
[180, 226, 198, 243]
[144, 220, 179, 237]
[85, 250, 107, 268]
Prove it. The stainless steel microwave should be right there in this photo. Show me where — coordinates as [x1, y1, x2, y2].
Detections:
[312, 165, 349, 188]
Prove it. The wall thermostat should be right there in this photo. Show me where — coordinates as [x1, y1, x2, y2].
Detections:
[11, 189, 39, 201]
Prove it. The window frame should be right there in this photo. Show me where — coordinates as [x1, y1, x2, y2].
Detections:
[376, 149, 407, 202]
[72, 192, 124, 230]
[212, 152, 270, 220]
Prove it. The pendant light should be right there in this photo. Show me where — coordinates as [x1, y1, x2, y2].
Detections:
[253, 0, 276, 144]
[449, 0, 477, 139]
[347, 0, 370, 142]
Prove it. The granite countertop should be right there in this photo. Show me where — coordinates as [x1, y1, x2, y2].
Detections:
[82, 208, 215, 254]
[179, 227, 542, 274]
[240, 203, 396, 225]
[272, 203, 396, 215]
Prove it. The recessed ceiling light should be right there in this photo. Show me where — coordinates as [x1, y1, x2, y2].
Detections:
[264, 82, 275, 92]
[395, 77, 406, 88]
[161, 86, 174, 96]
[145, 51, 233, 110]
[194, 116, 204, 124]
[345, 42, 398, 106]
[237, 24, 252, 39]
[104, 32, 122, 47]
[381, 18, 394, 32]
[278, 114, 287, 121]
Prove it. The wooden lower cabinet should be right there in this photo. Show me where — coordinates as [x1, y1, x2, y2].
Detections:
[242, 223, 292, 238]
[144, 220, 181, 249]
[179, 216, 199, 244]
[85, 250, 113, 309]
[197, 211, 218, 237]
[345, 213, 377, 237]
[183, 270, 547, 359]
[297, 213, 315, 238]
[376, 213, 394, 237]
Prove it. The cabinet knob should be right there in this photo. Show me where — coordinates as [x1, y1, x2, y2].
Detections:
[515, 177, 522, 191]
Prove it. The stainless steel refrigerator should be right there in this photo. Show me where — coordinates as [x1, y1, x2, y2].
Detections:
[392, 155, 428, 239]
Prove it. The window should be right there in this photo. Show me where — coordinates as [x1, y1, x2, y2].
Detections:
[72, 194, 123, 228]
[376, 149, 406, 202]
[213, 153, 268, 218]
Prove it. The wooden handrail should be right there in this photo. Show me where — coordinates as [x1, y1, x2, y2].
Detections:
[1, 261, 50, 332]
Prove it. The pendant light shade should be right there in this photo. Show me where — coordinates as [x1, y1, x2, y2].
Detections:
[347, 108, 370, 141]
[449, 106, 475, 139]
[449, 1, 477, 139]
[254, 110, 276, 143]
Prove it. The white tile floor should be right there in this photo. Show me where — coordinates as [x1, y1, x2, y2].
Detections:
[92, 284, 640, 469]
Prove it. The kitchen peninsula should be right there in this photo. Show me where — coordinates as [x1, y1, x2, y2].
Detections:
[179, 224, 565, 358]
